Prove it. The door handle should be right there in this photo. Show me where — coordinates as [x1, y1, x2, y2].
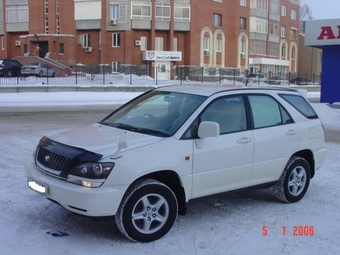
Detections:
[237, 137, 252, 144]
[286, 129, 298, 136]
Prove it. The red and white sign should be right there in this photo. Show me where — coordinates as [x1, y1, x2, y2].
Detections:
[305, 19, 340, 46]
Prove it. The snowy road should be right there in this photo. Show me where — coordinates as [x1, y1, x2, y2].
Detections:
[1, 105, 340, 255]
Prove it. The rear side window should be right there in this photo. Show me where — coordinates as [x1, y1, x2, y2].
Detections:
[248, 95, 293, 129]
[280, 94, 318, 119]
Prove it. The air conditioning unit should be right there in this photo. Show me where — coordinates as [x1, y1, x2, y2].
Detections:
[204, 50, 210, 56]
[85, 47, 93, 53]
[15, 40, 21, 46]
[135, 40, 141, 46]
[110, 19, 117, 26]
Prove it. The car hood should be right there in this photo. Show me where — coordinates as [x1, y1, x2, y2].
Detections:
[49, 123, 164, 158]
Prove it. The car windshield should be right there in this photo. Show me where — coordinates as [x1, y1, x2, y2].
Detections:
[100, 91, 206, 137]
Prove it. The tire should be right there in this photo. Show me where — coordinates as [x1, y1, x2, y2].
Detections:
[115, 179, 178, 242]
[272, 156, 311, 203]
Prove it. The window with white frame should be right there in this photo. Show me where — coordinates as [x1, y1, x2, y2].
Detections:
[112, 33, 121, 47]
[281, 45, 286, 58]
[173, 37, 178, 51]
[216, 38, 222, 52]
[290, 28, 297, 40]
[131, 2, 151, 20]
[45, 17, 49, 34]
[250, 39, 266, 55]
[281, 26, 286, 38]
[45, 0, 48, 14]
[250, 0, 268, 10]
[203, 37, 210, 51]
[291, 47, 296, 59]
[111, 4, 120, 19]
[155, 37, 164, 51]
[6, 5, 29, 23]
[241, 40, 246, 54]
[213, 13, 222, 27]
[269, 42, 279, 56]
[270, 0, 279, 14]
[281, 5, 287, 16]
[155, 3, 170, 21]
[56, 17, 60, 34]
[112, 61, 121, 72]
[214, 0, 222, 2]
[256, 17, 268, 34]
[174, 4, 190, 22]
[82, 34, 91, 47]
[240, 0, 247, 7]
[291, 9, 297, 20]
[141, 36, 147, 51]
[1, 36, 4, 50]
[56, 0, 59, 14]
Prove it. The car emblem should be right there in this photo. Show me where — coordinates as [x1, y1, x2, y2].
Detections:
[45, 155, 51, 162]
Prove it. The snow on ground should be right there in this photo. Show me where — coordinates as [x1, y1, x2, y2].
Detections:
[0, 86, 339, 255]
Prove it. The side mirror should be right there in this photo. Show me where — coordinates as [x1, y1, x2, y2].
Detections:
[198, 121, 220, 139]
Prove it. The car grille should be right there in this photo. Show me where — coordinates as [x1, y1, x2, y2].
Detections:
[36, 146, 71, 172]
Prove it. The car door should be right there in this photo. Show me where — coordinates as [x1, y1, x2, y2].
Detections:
[247, 94, 299, 185]
[191, 95, 254, 198]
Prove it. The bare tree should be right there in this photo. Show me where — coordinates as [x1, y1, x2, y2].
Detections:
[300, 4, 313, 34]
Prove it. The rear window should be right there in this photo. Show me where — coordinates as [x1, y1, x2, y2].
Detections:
[280, 94, 318, 119]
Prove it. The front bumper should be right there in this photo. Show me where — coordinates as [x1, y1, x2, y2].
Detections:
[25, 161, 128, 217]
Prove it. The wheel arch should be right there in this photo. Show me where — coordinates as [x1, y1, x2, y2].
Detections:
[134, 170, 187, 215]
[292, 149, 315, 178]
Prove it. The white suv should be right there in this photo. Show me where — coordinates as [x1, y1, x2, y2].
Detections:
[25, 85, 327, 242]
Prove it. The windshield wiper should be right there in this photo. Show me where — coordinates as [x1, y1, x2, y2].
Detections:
[104, 122, 169, 137]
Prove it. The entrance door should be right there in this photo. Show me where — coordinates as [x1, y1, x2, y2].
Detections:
[155, 61, 170, 80]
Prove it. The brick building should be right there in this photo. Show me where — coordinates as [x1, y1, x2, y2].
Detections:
[0, 0, 300, 78]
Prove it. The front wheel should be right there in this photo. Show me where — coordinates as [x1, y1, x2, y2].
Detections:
[272, 156, 311, 203]
[115, 179, 178, 242]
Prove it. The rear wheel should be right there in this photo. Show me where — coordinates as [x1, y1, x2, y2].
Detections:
[272, 156, 311, 203]
[115, 179, 178, 242]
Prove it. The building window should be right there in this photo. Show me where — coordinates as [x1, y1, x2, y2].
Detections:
[269, 42, 279, 56]
[111, 4, 120, 19]
[241, 40, 246, 54]
[56, 17, 60, 34]
[240, 0, 247, 7]
[290, 28, 297, 40]
[173, 37, 178, 51]
[112, 61, 121, 72]
[45, 0, 48, 14]
[270, 23, 279, 36]
[250, 39, 266, 55]
[214, 0, 222, 2]
[250, 0, 268, 11]
[155, 4, 170, 21]
[213, 14, 222, 27]
[203, 37, 210, 51]
[24, 44, 27, 53]
[131, 2, 151, 20]
[281, 5, 287, 16]
[256, 17, 268, 34]
[174, 4, 190, 22]
[6, 5, 29, 23]
[112, 33, 121, 47]
[270, 0, 279, 14]
[240, 17, 246, 30]
[291, 47, 296, 59]
[216, 38, 222, 52]
[56, 0, 59, 14]
[155, 37, 164, 51]
[45, 17, 49, 34]
[1, 37, 4, 50]
[141, 36, 147, 51]
[281, 45, 286, 58]
[281, 26, 286, 38]
[81, 34, 91, 48]
[291, 9, 297, 20]
[59, 43, 64, 54]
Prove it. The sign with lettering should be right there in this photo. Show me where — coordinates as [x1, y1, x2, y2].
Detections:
[305, 19, 340, 46]
[142, 51, 182, 61]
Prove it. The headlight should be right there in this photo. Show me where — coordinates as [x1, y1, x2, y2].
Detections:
[66, 162, 114, 188]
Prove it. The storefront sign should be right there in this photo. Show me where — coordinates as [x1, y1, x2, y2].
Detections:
[142, 51, 182, 61]
[305, 19, 340, 46]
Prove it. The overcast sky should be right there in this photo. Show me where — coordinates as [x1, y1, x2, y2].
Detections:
[300, 0, 339, 20]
